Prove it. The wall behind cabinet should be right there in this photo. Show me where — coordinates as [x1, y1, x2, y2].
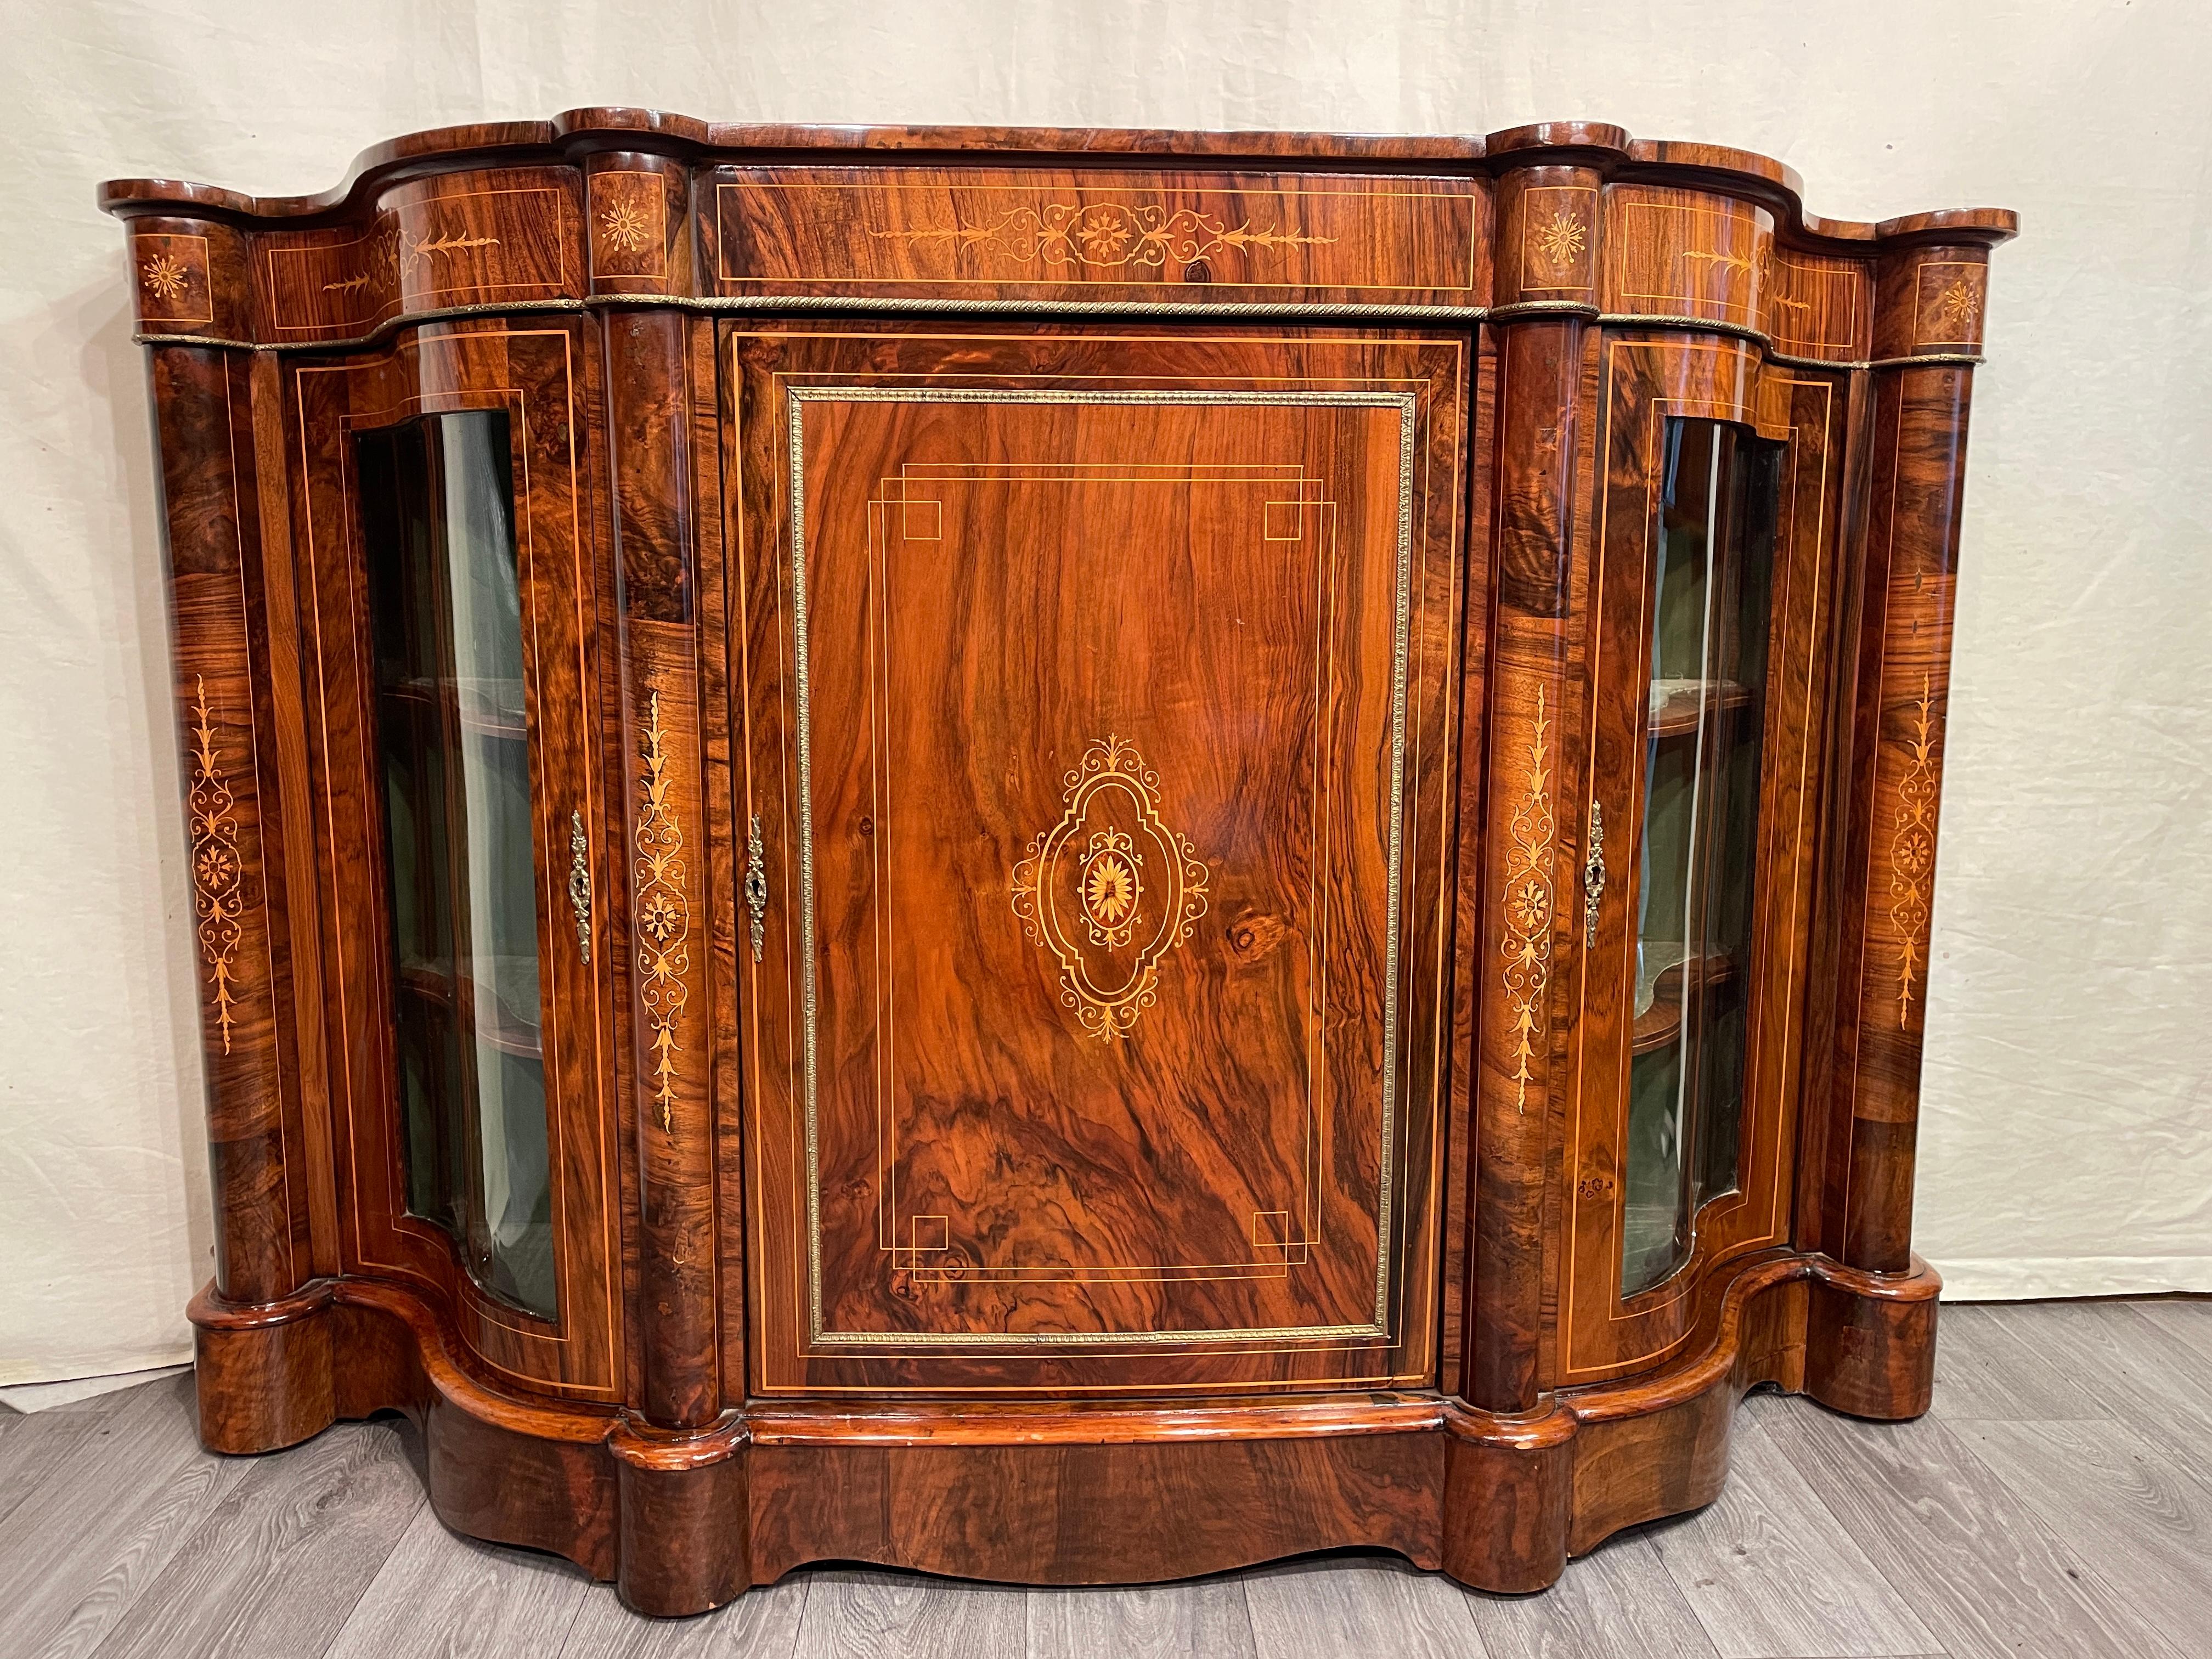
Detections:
[3, 0, 2205, 1381]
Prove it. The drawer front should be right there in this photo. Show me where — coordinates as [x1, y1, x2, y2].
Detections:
[707, 167, 1487, 308]
[728, 322, 1467, 1395]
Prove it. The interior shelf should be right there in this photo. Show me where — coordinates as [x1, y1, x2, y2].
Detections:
[1631, 943, 1739, 1056]
[396, 958, 545, 1060]
[386, 675, 529, 741]
[1649, 678, 1755, 740]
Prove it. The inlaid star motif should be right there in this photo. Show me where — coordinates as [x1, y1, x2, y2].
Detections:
[140, 252, 189, 304]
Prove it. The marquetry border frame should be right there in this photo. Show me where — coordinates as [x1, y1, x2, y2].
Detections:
[780, 383, 1418, 1348]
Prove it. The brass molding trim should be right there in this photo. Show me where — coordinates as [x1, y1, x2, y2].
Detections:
[634, 690, 691, 1131]
[1600, 311, 1774, 347]
[1598, 315, 1987, 374]
[132, 304, 1978, 373]
[1486, 299, 1600, 323]
[1864, 352, 1986, 371]
[592, 292, 1483, 321]
[134, 297, 589, 354]
[132, 331, 259, 351]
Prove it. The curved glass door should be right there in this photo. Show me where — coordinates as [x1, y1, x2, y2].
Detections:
[1620, 419, 1782, 1295]
[358, 410, 556, 1319]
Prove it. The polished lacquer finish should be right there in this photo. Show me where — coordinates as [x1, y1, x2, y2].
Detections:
[104, 111, 2013, 1615]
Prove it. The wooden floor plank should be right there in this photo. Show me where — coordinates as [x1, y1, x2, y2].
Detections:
[86, 1421, 426, 1659]
[1950, 1417, 2212, 1637]
[1765, 1401, 2190, 1659]
[1980, 1300, 2212, 1477]
[0, 1374, 244, 1657]
[1646, 1409, 1940, 1658]
[791, 1568, 1026, 1659]
[2133, 1297, 2212, 1369]
[29, 1449, 253, 1659]
[555, 1570, 809, 1658]
[1468, 1532, 1719, 1659]
[1026, 1576, 1256, 1659]
[0, 1408, 103, 1529]
[1932, 1301, 2111, 1423]
[1244, 1555, 1487, 1659]
[324, 1498, 593, 1658]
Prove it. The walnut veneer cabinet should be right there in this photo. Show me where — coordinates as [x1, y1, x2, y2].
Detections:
[101, 111, 2013, 1615]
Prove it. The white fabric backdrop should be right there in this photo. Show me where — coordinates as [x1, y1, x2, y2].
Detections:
[3, 0, 2206, 1383]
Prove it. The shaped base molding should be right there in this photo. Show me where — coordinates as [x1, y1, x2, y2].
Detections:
[184, 1251, 1940, 1616]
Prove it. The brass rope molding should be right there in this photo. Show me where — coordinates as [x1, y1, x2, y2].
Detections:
[132, 296, 1982, 377]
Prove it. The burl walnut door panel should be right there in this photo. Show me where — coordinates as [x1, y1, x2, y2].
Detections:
[1561, 338, 1846, 1384]
[727, 325, 1467, 1394]
[290, 319, 623, 1400]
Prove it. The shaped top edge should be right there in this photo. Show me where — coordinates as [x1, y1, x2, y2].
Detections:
[96, 107, 2019, 250]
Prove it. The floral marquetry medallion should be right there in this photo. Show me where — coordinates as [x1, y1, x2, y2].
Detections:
[1011, 734, 1210, 1041]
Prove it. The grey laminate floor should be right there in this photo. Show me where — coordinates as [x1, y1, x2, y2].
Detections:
[3, 1298, 2208, 1658]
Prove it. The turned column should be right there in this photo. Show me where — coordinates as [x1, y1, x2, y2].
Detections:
[1461, 156, 1605, 1417]
[591, 154, 725, 1432]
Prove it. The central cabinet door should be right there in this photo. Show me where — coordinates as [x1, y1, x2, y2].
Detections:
[727, 325, 1466, 1394]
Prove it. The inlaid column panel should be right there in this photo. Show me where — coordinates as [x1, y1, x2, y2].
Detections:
[1462, 161, 1604, 1415]
[605, 306, 722, 1427]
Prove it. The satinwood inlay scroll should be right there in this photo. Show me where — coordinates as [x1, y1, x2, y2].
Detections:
[870, 201, 1338, 271]
[1010, 733, 1211, 1041]
[1889, 675, 1939, 1027]
[1500, 687, 1556, 1114]
[187, 674, 245, 1054]
[635, 691, 691, 1130]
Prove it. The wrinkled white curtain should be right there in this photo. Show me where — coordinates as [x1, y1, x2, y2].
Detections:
[3, 0, 2206, 1382]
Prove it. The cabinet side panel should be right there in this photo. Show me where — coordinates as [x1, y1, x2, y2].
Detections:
[1825, 361, 1974, 1272]
[149, 343, 304, 1306]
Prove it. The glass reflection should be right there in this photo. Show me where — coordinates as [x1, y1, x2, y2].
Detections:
[359, 410, 556, 1319]
[1621, 419, 1781, 1296]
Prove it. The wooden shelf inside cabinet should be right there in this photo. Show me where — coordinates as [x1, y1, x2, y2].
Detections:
[1648, 679, 1756, 740]
[386, 676, 529, 742]
[1632, 945, 1739, 1056]
[396, 960, 544, 1060]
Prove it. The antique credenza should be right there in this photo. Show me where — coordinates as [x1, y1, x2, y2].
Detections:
[101, 112, 2012, 1614]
